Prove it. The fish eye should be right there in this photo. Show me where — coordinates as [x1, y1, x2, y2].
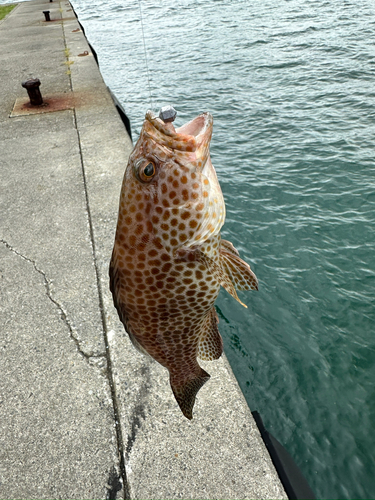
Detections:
[136, 160, 156, 183]
[143, 162, 155, 177]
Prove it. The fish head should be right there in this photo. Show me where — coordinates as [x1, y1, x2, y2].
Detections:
[121, 110, 225, 254]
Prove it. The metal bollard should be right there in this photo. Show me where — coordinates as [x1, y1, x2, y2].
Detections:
[43, 10, 51, 21]
[21, 78, 44, 106]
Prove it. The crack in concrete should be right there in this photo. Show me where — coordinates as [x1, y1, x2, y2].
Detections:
[106, 466, 123, 500]
[0, 238, 106, 363]
[60, 11, 130, 498]
[125, 365, 152, 460]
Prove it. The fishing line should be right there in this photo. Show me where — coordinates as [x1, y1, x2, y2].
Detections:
[137, 0, 154, 110]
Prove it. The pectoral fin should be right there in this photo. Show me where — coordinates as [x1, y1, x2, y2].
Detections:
[220, 243, 258, 291]
[220, 238, 240, 257]
[198, 251, 248, 308]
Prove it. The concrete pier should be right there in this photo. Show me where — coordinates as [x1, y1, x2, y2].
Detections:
[0, 1, 287, 498]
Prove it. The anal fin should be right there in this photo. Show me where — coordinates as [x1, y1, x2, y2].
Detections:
[198, 307, 223, 361]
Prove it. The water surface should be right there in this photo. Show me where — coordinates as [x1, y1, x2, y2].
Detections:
[68, 1, 375, 497]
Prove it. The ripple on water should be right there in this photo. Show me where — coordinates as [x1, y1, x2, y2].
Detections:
[70, 0, 375, 497]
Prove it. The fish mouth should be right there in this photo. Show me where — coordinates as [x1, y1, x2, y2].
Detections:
[143, 110, 213, 167]
[175, 112, 213, 141]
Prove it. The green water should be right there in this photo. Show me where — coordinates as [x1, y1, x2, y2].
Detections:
[68, 0, 375, 497]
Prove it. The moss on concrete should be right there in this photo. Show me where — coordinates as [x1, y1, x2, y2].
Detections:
[0, 5, 16, 21]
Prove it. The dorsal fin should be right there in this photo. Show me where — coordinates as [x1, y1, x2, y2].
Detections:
[220, 243, 258, 291]
[198, 307, 223, 361]
[109, 245, 129, 326]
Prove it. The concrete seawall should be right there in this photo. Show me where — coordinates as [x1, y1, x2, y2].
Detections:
[0, 1, 287, 498]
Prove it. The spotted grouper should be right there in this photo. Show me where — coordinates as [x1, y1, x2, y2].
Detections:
[109, 107, 258, 419]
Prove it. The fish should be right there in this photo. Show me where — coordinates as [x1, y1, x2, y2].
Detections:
[109, 108, 258, 419]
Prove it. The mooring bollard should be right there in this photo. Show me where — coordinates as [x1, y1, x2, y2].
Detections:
[43, 10, 51, 21]
[21, 78, 44, 106]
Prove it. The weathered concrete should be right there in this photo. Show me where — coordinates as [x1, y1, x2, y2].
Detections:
[0, 1, 287, 499]
[0, 2, 124, 498]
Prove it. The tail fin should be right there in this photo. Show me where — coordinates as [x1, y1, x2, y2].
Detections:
[170, 368, 210, 420]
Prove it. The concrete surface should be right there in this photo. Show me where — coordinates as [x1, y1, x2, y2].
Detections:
[0, 1, 287, 499]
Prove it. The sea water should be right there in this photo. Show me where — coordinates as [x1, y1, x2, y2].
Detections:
[51, 0, 375, 497]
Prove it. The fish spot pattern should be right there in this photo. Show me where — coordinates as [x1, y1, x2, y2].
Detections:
[109, 110, 258, 420]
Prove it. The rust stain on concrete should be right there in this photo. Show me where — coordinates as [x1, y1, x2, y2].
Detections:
[10, 90, 107, 117]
